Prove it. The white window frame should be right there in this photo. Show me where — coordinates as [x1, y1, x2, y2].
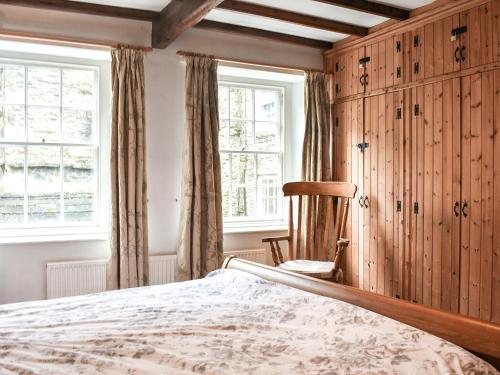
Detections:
[0, 50, 111, 243]
[218, 78, 288, 231]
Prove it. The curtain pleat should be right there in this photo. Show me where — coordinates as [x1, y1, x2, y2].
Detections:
[108, 47, 149, 290]
[177, 54, 223, 281]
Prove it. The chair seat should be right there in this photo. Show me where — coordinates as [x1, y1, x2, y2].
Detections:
[278, 260, 334, 279]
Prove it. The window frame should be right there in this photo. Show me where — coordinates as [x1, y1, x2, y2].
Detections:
[0, 51, 110, 242]
[218, 79, 286, 229]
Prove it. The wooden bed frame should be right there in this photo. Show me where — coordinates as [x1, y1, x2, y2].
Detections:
[223, 256, 500, 370]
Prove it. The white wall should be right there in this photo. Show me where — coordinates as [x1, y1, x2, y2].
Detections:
[0, 5, 323, 304]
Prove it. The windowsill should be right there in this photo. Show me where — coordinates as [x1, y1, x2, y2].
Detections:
[224, 223, 288, 234]
[0, 227, 109, 245]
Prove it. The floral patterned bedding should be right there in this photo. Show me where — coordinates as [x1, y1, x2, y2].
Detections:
[0, 269, 497, 375]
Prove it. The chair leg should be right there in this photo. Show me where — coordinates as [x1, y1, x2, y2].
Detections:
[332, 268, 343, 284]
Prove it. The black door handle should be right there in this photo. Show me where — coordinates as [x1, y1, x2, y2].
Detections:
[454, 201, 460, 217]
[460, 46, 466, 62]
[364, 196, 369, 208]
[462, 201, 468, 218]
[364, 74, 369, 86]
[455, 46, 461, 63]
[359, 195, 364, 207]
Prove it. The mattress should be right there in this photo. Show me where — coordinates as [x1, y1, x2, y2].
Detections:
[0, 269, 497, 374]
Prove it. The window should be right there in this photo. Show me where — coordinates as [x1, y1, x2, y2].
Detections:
[218, 82, 284, 225]
[0, 60, 101, 230]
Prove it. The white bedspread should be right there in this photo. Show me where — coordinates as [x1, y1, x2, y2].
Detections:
[0, 269, 497, 374]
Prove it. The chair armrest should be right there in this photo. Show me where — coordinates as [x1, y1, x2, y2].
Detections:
[262, 235, 290, 243]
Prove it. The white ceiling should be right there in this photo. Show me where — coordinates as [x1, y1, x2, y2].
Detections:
[68, 0, 435, 43]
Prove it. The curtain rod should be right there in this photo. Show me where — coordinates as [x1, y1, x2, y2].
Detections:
[176, 50, 324, 75]
[0, 30, 153, 52]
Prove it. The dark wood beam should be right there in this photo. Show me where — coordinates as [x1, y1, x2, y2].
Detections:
[313, 0, 409, 20]
[218, 0, 367, 37]
[0, 0, 159, 21]
[195, 20, 333, 50]
[152, 0, 224, 49]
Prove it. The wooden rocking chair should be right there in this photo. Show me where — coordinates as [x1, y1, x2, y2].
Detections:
[262, 181, 357, 283]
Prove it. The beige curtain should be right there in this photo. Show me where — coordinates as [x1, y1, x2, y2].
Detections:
[302, 71, 332, 182]
[300, 72, 332, 259]
[108, 47, 149, 290]
[177, 54, 223, 281]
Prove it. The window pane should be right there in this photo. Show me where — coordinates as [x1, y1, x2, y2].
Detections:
[27, 67, 60, 106]
[219, 119, 229, 149]
[0, 105, 25, 141]
[63, 109, 93, 143]
[257, 186, 279, 216]
[231, 153, 255, 187]
[0, 146, 25, 224]
[27, 146, 61, 223]
[255, 90, 278, 122]
[257, 154, 280, 183]
[62, 69, 95, 109]
[255, 121, 279, 151]
[28, 106, 60, 142]
[218, 85, 229, 120]
[230, 87, 253, 120]
[229, 120, 253, 150]
[220, 153, 230, 218]
[63, 146, 95, 222]
[232, 186, 255, 218]
[2, 65, 25, 104]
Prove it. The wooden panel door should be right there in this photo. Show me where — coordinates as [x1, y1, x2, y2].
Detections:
[459, 71, 496, 321]
[407, 80, 461, 310]
[361, 92, 404, 297]
[333, 99, 365, 289]
[333, 48, 367, 100]
[345, 98, 364, 288]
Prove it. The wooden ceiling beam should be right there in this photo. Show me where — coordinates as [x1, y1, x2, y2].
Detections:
[313, 0, 409, 20]
[194, 20, 333, 50]
[0, 0, 159, 22]
[217, 0, 367, 37]
[152, 0, 225, 49]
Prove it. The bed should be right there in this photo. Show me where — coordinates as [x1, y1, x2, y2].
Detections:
[0, 257, 499, 374]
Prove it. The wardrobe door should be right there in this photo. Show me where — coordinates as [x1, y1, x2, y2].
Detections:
[459, 3, 494, 70]
[492, 69, 500, 324]
[407, 80, 461, 310]
[460, 71, 496, 321]
[333, 99, 363, 287]
[345, 99, 364, 288]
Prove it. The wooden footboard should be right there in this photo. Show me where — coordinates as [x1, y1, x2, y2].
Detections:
[223, 256, 500, 369]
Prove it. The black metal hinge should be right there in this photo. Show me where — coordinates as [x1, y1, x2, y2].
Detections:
[396, 40, 401, 53]
[335, 62, 339, 72]
[413, 34, 420, 47]
[335, 83, 340, 94]
[414, 62, 420, 75]
[396, 108, 402, 120]
[414, 104, 420, 116]
[396, 66, 401, 78]
[413, 202, 419, 214]
[335, 117, 339, 127]
[397, 200, 402, 212]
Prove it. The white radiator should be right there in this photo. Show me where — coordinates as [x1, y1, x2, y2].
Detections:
[47, 260, 107, 299]
[149, 254, 177, 285]
[46, 249, 267, 298]
[224, 248, 267, 265]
